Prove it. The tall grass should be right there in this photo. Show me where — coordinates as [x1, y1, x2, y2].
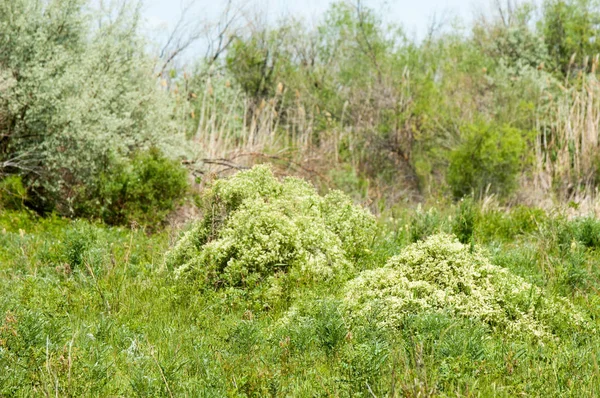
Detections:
[191, 76, 318, 166]
[2, 202, 600, 396]
[536, 59, 600, 200]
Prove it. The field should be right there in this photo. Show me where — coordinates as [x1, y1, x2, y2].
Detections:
[3, 0, 600, 395]
[1, 173, 600, 396]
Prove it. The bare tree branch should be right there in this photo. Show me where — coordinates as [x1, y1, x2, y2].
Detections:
[0, 151, 40, 176]
[204, 0, 244, 65]
[157, 0, 245, 77]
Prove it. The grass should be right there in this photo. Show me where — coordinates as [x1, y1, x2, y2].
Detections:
[1, 203, 600, 397]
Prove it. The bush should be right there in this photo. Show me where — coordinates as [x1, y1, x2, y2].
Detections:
[448, 122, 528, 199]
[343, 234, 592, 340]
[165, 165, 376, 290]
[73, 148, 188, 227]
[0, 0, 185, 216]
[82, 148, 188, 227]
[0, 176, 27, 210]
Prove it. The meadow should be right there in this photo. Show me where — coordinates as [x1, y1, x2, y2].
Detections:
[1, 167, 600, 396]
[2, 0, 600, 395]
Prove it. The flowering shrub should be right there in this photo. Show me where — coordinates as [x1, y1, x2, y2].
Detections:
[343, 234, 592, 340]
[166, 165, 376, 287]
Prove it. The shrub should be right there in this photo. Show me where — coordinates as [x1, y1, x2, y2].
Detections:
[0, 176, 27, 210]
[343, 234, 592, 340]
[448, 122, 528, 199]
[165, 165, 376, 289]
[0, 0, 185, 216]
[86, 148, 188, 227]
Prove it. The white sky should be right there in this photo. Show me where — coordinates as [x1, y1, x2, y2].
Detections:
[142, 0, 479, 42]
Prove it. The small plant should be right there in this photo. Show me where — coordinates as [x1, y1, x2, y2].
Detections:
[63, 224, 95, 268]
[409, 206, 445, 243]
[312, 299, 347, 356]
[452, 197, 476, 245]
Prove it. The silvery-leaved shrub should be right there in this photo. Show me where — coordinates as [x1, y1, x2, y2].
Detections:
[165, 165, 376, 289]
[0, 0, 186, 216]
[343, 234, 592, 340]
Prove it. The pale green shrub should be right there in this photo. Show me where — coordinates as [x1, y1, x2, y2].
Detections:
[166, 165, 376, 288]
[343, 234, 592, 340]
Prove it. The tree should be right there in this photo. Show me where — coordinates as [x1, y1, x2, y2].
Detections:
[541, 0, 600, 76]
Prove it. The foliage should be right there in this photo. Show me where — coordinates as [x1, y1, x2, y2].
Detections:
[408, 205, 447, 243]
[541, 0, 600, 76]
[452, 196, 477, 245]
[225, 29, 288, 102]
[343, 234, 592, 340]
[476, 205, 547, 242]
[3, 0, 600, 393]
[448, 122, 528, 199]
[2, 202, 600, 395]
[171, 0, 600, 204]
[81, 148, 189, 227]
[0, 175, 27, 210]
[165, 165, 376, 290]
[576, 217, 600, 249]
[0, 0, 185, 216]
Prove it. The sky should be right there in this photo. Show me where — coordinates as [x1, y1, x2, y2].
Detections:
[141, 0, 479, 61]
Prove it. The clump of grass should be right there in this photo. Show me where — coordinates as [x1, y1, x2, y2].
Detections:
[477, 206, 546, 242]
[575, 217, 600, 249]
[452, 196, 477, 245]
[409, 205, 447, 243]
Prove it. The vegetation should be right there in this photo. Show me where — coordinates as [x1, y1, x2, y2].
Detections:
[2, 0, 600, 395]
[0, 0, 185, 218]
[343, 234, 591, 340]
[166, 165, 375, 293]
[2, 199, 600, 395]
[180, 0, 600, 206]
[87, 148, 189, 228]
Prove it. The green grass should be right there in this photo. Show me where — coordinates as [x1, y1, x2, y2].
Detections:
[1, 206, 599, 397]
